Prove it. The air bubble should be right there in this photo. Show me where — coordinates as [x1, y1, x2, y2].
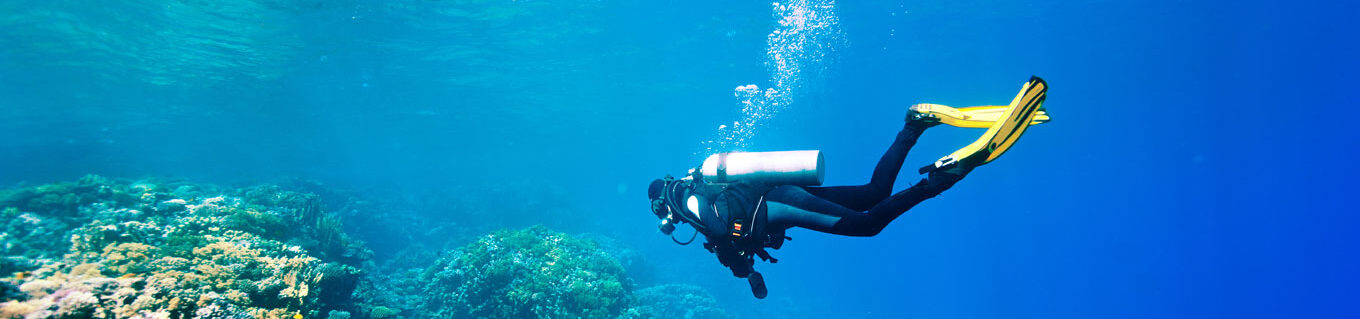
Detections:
[700, 0, 845, 157]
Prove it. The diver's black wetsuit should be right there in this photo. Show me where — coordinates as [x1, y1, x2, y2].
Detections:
[763, 122, 967, 236]
[643, 119, 970, 299]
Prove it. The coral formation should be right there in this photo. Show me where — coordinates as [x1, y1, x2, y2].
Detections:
[0, 176, 367, 318]
[628, 284, 733, 319]
[0, 175, 138, 275]
[421, 226, 632, 319]
[1, 177, 734, 319]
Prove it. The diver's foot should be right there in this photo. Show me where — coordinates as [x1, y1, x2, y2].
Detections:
[938, 156, 977, 177]
[906, 104, 942, 129]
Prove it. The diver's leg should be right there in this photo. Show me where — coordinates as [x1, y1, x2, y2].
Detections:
[767, 165, 969, 237]
[765, 186, 863, 233]
[823, 166, 970, 236]
[804, 122, 929, 211]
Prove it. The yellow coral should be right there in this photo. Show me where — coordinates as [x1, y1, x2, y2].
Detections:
[151, 256, 191, 272]
[18, 279, 58, 298]
[277, 270, 311, 303]
[246, 307, 293, 319]
[104, 242, 155, 260]
[101, 242, 159, 274]
[193, 240, 262, 262]
[278, 281, 308, 300]
[68, 263, 102, 278]
[225, 290, 250, 304]
[191, 263, 238, 289]
[0, 301, 36, 318]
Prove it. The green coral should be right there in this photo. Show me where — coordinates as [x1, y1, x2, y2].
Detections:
[421, 225, 632, 319]
[369, 306, 398, 318]
[0, 175, 136, 219]
[0, 175, 135, 274]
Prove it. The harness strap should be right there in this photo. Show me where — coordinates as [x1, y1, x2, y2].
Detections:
[750, 195, 765, 230]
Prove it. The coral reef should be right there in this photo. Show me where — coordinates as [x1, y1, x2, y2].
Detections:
[1, 176, 734, 319]
[0, 175, 140, 275]
[627, 284, 733, 319]
[581, 234, 660, 289]
[0, 176, 367, 318]
[421, 226, 632, 319]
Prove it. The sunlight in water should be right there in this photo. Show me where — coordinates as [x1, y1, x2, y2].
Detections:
[701, 0, 845, 156]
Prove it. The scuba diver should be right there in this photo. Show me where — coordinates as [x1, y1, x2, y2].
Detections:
[647, 76, 1049, 298]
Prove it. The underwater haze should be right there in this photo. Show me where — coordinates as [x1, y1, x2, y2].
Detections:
[1, 0, 1357, 318]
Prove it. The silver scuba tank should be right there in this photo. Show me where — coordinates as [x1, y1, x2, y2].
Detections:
[699, 150, 825, 186]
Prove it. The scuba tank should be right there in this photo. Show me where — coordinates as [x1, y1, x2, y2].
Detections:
[699, 150, 825, 186]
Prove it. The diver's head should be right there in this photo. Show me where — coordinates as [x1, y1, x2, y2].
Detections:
[648, 177, 671, 219]
[648, 177, 680, 235]
[648, 178, 666, 201]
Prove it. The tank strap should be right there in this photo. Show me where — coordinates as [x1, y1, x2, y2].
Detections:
[716, 152, 729, 182]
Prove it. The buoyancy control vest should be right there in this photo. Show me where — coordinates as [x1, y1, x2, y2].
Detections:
[688, 181, 788, 279]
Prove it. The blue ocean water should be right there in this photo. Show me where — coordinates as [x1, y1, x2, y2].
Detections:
[1, 0, 1356, 318]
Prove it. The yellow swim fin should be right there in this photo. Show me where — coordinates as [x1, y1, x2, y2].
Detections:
[909, 104, 1050, 129]
[919, 76, 1049, 174]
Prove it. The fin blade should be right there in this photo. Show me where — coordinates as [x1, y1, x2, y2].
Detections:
[920, 76, 1049, 173]
[953, 105, 1050, 127]
[915, 104, 1051, 129]
[983, 76, 1047, 162]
